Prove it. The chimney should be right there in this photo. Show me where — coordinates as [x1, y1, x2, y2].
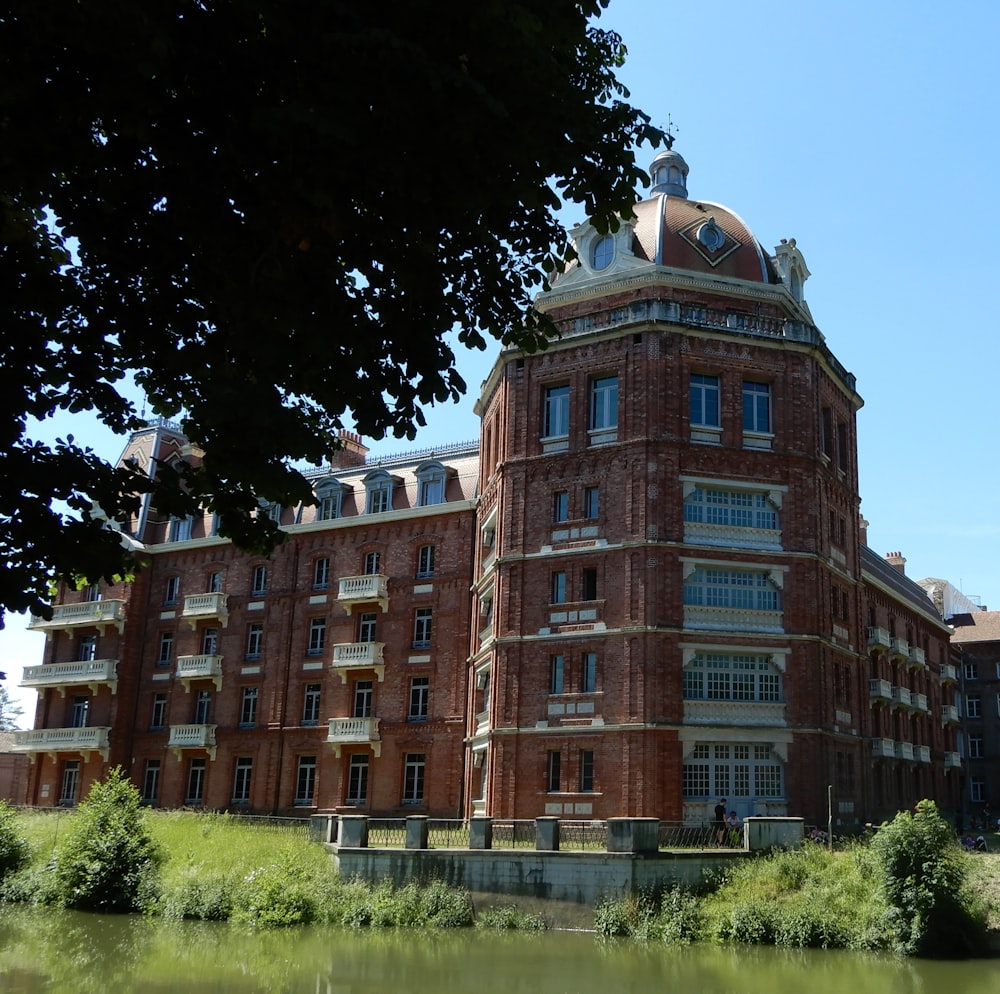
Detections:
[885, 551, 906, 574]
[328, 430, 369, 469]
[858, 514, 869, 546]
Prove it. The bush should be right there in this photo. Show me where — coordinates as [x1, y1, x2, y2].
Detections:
[231, 850, 318, 926]
[0, 800, 30, 879]
[51, 768, 162, 912]
[476, 904, 546, 931]
[871, 799, 987, 956]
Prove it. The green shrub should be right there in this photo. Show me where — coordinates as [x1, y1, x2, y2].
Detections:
[231, 850, 318, 927]
[871, 799, 987, 956]
[654, 886, 702, 945]
[155, 866, 236, 921]
[0, 800, 30, 879]
[719, 899, 777, 944]
[51, 768, 162, 912]
[476, 904, 546, 931]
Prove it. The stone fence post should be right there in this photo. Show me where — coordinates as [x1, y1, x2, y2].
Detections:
[338, 815, 369, 848]
[470, 817, 493, 850]
[406, 815, 429, 850]
[535, 816, 560, 851]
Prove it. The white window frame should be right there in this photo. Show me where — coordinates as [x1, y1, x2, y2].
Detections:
[408, 676, 430, 722]
[683, 568, 779, 611]
[232, 758, 253, 805]
[308, 617, 326, 656]
[402, 753, 426, 806]
[413, 608, 433, 648]
[417, 544, 435, 579]
[347, 754, 369, 805]
[240, 686, 258, 727]
[682, 742, 784, 800]
[690, 374, 721, 428]
[542, 384, 570, 440]
[313, 557, 330, 590]
[742, 381, 772, 434]
[589, 375, 618, 436]
[294, 756, 317, 806]
[246, 623, 263, 660]
[302, 683, 321, 726]
[683, 653, 783, 702]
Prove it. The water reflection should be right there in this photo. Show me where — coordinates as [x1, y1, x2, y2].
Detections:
[0, 907, 997, 994]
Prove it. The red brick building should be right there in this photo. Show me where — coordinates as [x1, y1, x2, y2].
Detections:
[16, 145, 961, 826]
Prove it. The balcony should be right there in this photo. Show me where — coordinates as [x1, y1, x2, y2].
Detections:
[941, 704, 960, 725]
[867, 627, 891, 654]
[944, 751, 962, 770]
[890, 685, 912, 710]
[176, 654, 224, 692]
[907, 645, 926, 671]
[912, 693, 928, 713]
[868, 678, 893, 704]
[940, 663, 958, 685]
[181, 592, 229, 630]
[683, 700, 786, 726]
[871, 738, 895, 758]
[327, 716, 381, 758]
[28, 600, 126, 638]
[889, 637, 909, 664]
[330, 642, 385, 683]
[337, 574, 389, 612]
[167, 724, 217, 760]
[20, 659, 118, 696]
[12, 726, 110, 762]
[916, 744, 931, 763]
[895, 741, 914, 761]
[682, 605, 783, 635]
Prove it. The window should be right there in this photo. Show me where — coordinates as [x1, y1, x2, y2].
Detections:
[409, 676, 430, 722]
[84, 583, 101, 602]
[821, 407, 834, 459]
[71, 695, 89, 728]
[416, 462, 447, 506]
[584, 486, 600, 520]
[592, 234, 614, 270]
[262, 501, 282, 523]
[313, 557, 330, 590]
[969, 736, 984, 759]
[403, 753, 426, 806]
[550, 571, 567, 604]
[682, 743, 783, 800]
[250, 565, 268, 596]
[581, 652, 597, 693]
[964, 662, 979, 681]
[363, 551, 381, 575]
[417, 544, 436, 578]
[358, 612, 377, 643]
[580, 750, 595, 792]
[295, 756, 317, 806]
[194, 689, 212, 725]
[246, 624, 264, 660]
[971, 778, 986, 804]
[315, 479, 345, 520]
[164, 575, 180, 606]
[232, 758, 253, 806]
[202, 627, 219, 656]
[589, 375, 618, 434]
[168, 516, 194, 542]
[157, 631, 174, 666]
[683, 488, 778, 530]
[582, 568, 598, 601]
[60, 761, 80, 807]
[542, 384, 570, 439]
[413, 608, 433, 648]
[353, 680, 373, 718]
[742, 381, 772, 433]
[367, 486, 390, 513]
[302, 684, 321, 726]
[683, 653, 783, 702]
[186, 759, 206, 805]
[347, 755, 369, 806]
[308, 617, 327, 655]
[553, 491, 569, 523]
[208, 571, 223, 593]
[141, 760, 160, 805]
[550, 655, 565, 695]
[837, 422, 849, 473]
[150, 693, 167, 730]
[967, 695, 982, 719]
[690, 374, 721, 427]
[683, 568, 779, 611]
[364, 472, 394, 514]
[239, 687, 258, 727]
[78, 634, 97, 662]
[546, 751, 561, 792]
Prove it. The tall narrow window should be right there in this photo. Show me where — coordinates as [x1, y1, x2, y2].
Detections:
[78, 634, 97, 662]
[232, 758, 253, 806]
[246, 623, 263, 660]
[584, 486, 600, 520]
[150, 693, 167, 730]
[208, 571, 224, 593]
[302, 683, 321, 725]
[358, 612, 377, 643]
[413, 608, 433, 648]
[347, 755, 369, 805]
[417, 544, 436, 578]
[552, 491, 569, 523]
[308, 617, 327, 655]
[690, 374, 721, 427]
[837, 422, 849, 472]
[363, 551, 381, 575]
[157, 632, 174, 666]
[542, 384, 570, 439]
[581, 568, 598, 601]
[550, 571, 567, 604]
[353, 680, 373, 718]
[84, 583, 101, 602]
[186, 759, 206, 805]
[201, 627, 219, 656]
[239, 687, 258, 727]
[71, 696, 89, 728]
[250, 564, 268, 596]
[546, 751, 561, 792]
[416, 463, 447, 506]
[742, 381, 772, 433]
[194, 689, 212, 725]
[168, 516, 194, 542]
[316, 480, 344, 520]
[550, 655, 565, 695]
[580, 750, 595, 792]
[142, 759, 160, 805]
[408, 677, 430, 722]
[589, 375, 618, 434]
[313, 557, 330, 590]
[164, 576, 180, 606]
[403, 753, 426, 806]
[581, 652, 597, 693]
[295, 756, 317, 806]
[60, 761, 81, 807]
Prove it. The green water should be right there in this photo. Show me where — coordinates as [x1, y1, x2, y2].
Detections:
[0, 906, 997, 993]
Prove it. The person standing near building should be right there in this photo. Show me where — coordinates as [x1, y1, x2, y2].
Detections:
[714, 798, 728, 846]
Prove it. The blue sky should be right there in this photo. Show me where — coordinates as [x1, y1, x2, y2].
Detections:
[2, 0, 998, 725]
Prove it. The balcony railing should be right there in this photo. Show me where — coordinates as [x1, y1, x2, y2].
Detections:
[682, 605, 783, 635]
[337, 574, 389, 612]
[683, 700, 786, 726]
[331, 642, 385, 683]
[176, 654, 224, 691]
[889, 637, 909, 663]
[891, 686, 912, 710]
[869, 678, 892, 703]
[916, 744, 931, 763]
[327, 716, 381, 757]
[939, 663, 958, 684]
[167, 724, 217, 759]
[895, 741, 915, 761]
[867, 627, 891, 653]
[912, 693, 928, 713]
[181, 592, 229, 630]
[20, 659, 118, 696]
[944, 751, 962, 770]
[908, 646, 926, 670]
[871, 738, 895, 758]
[12, 726, 110, 761]
[941, 704, 960, 724]
[28, 600, 126, 637]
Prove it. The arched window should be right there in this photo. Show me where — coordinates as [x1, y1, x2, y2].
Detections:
[591, 234, 615, 271]
[415, 461, 450, 507]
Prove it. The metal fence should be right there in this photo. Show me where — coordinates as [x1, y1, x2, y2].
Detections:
[490, 820, 539, 850]
[223, 813, 311, 837]
[658, 821, 716, 850]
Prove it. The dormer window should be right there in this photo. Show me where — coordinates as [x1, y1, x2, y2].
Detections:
[314, 477, 348, 521]
[362, 470, 398, 514]
[591, 234, 615, 271]
[415, 461, 450, 507]
[168, 515, 194, 542]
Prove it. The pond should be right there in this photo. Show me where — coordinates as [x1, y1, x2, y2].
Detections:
[0, 906, 998, 993]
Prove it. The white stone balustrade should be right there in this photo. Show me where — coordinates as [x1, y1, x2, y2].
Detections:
[20, 659, 118, 696]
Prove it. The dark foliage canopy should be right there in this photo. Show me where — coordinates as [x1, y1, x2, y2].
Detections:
[0, 0, 661, 621]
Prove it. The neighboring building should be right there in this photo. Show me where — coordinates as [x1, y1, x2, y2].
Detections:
[0, 732, 28, 804]
[15, 144, 962, 827]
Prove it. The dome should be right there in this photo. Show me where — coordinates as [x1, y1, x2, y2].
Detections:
[630, 147, 779, 284]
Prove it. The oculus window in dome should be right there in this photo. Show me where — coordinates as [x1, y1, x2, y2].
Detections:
[678, 213, 743, 268]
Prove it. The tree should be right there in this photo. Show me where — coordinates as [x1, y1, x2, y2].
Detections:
[0, 685, 24, 731]
[0, 0, 661, 622]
